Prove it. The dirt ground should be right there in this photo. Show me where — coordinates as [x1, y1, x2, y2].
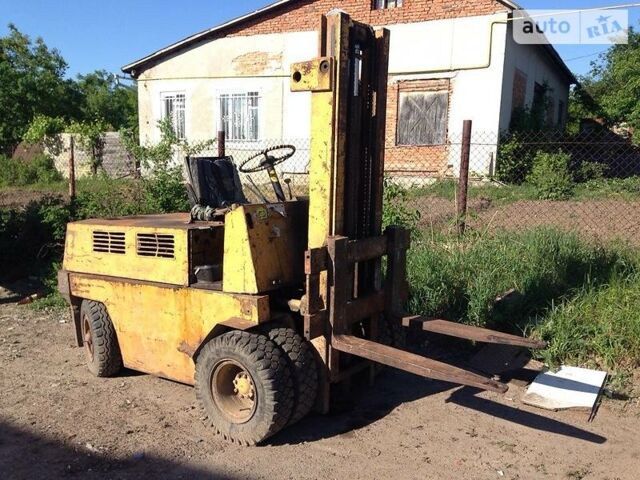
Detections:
[1, 303, 639, 480]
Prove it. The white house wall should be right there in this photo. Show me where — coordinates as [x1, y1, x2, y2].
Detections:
[499, 24, 571, 131]
[136, 12, 512, 176]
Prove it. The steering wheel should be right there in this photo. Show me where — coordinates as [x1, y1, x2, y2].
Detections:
[239, 145, 296, 173]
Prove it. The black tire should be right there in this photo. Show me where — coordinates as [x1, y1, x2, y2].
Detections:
[80, 300, 122, 377]
[262, 325, 318, 425]
[195, 330, 294, 445]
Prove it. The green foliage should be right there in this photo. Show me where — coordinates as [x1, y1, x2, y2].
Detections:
[382, 177, 421, 235]
[75, 70, 137, 131]
[67, 119, 109, 174]
[527, 151, 574, 200]
[496, 133, 534, 184]
[74, 176, 150, 218]
[0, 24, 81, 154]
[566, 83, 604, 135]
[0, 153, 62, 187]
[407, 228, 636, 329]
[121, 118, 216, 213]
[0, 196, 72, 281]
[0, 25, 137, 154]
[534, 271, 640, 375]
[587, 27, 640, 143]
[575, 161, 607, 183]
[22, 114, 66, 146]
[406, 228, 640, 382]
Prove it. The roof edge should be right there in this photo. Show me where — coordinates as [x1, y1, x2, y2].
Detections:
[122, 0, 522, 75]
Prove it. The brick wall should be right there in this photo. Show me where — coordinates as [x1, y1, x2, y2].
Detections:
[226, 0, 510, 36]
[385, 78, 452, 175]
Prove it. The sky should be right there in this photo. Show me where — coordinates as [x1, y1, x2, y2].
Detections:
[0, 0, 638, 80]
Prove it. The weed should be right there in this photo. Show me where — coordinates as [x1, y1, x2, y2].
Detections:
[528, 151, 574, 200]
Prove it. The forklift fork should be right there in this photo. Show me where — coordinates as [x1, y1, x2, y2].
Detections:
[303, 227, 546, 408]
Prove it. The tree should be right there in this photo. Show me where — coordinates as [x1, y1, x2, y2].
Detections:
[572, 27, 640, 141]
[0, 24, 81, 154]
[76, 70, 137, 131]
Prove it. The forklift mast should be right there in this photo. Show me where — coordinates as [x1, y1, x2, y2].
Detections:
[291, 12, 544, 413]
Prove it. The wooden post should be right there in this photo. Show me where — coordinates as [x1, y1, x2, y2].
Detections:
[68, 136, 76, 202]
[217, 130, 226, 158]
[457, 120, 472, 236]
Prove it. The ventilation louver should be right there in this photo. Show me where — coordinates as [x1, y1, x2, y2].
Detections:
[92, 231, 126, 254]
[136, 233, 175, 258]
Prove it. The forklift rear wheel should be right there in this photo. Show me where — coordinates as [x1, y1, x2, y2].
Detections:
[261, 325, 319, 425]
[80, 300, 122, 377]
[195, 330, 294, 445]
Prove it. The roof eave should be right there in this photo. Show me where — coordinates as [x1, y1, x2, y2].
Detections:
[122, 0, 296, 75]
[122, 0, 524, 76]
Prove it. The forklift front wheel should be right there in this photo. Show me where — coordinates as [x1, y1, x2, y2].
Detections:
[195, 330, 294, 445]
[79, 300, 122, 377]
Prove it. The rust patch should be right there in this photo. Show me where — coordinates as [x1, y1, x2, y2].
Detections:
[232, 51, 283, 76]
[178, 340, 198, 357]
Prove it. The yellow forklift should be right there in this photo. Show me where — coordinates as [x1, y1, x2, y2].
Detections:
[58, 12, 544, 445]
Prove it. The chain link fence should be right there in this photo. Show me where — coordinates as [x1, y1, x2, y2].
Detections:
[78, 127, 640, 245]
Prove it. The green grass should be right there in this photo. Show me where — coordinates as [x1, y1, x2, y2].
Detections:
[405, 177, 640, 205]
[406, 228, 640, 385]
[534, 272, 640, 374]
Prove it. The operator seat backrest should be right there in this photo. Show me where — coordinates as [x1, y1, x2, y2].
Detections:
[185, 156, 248, 209]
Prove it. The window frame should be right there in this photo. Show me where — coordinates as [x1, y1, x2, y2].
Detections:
[373, 0, 403, 10]
[160, 91, 187, 140]
[216, 90, 262, 142]
[396, 89, 450, 147]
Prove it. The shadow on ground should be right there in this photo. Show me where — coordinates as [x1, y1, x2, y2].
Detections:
[270, 365, 607, 446]
[0, 420, 242, 480]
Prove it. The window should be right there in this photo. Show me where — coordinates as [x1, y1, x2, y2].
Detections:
[512, 69, 527, 111]
[373, 0, 403, 9]
[397, 90, 448, 146]
[558, 100, 566, 126]
[161, 93, 186, 139]
[219, 92, 260, 141]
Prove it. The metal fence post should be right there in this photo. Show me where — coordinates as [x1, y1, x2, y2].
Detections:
[457, 120, 472, 236]
[69, 135, 76, 202]
[217, 130, 226, 157]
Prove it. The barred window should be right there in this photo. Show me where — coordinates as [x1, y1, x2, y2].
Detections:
[397, 90, 449, 146]
[219, 92, 260, 141]
[373, 0, 403, 9]
[160, 92, 186, 139]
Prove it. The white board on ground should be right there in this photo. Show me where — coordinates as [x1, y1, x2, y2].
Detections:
[522, 366, 607, 411]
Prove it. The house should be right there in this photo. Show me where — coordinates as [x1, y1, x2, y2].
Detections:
[122, 0, 576, 178]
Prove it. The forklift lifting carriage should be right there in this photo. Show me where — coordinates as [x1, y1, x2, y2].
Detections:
[58, 12, 544, 445]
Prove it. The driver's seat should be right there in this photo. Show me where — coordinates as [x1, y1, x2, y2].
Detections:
[184, 156, 248, 209]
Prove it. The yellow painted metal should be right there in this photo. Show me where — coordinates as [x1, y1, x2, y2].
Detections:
[63, 216, 196, 286]
[290, 58, 333, 92]
[300, 13, 350, 249]
[68, 273, 270, 385]
[222, 203, 305, 294]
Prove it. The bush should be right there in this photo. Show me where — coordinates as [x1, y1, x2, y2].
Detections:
[0, 154, 63, 187]
[496, 133, 534, 184]
[382, 178, 421, 235]
[575, 161, 607, 183]
[74, 175, 151, 218]
[0, 197, 72, 282]
[527, 151, 574, 200]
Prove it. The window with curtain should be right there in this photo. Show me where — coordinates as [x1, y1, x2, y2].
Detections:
[160, 92, 186, 139]
[219, 92, 260, 141]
